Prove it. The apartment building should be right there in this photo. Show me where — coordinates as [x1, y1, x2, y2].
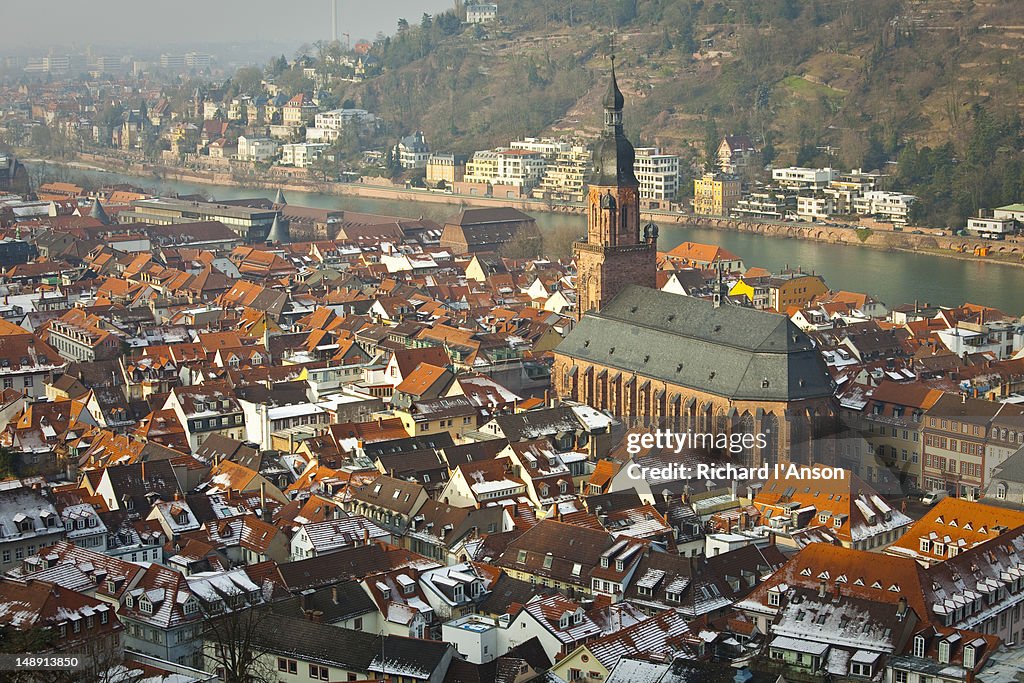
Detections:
[692, 172, 741, 216]
[464, 149, 546, 190]
[533, 146, 592, 202]
[633, 147, 680, 202]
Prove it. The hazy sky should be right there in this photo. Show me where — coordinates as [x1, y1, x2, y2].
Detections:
[2, 0, 453, 53]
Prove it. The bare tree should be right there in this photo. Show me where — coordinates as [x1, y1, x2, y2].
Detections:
[199, 590, 277, 683]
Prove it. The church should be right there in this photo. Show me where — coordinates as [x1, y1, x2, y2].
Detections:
[553, 61, 837, 465]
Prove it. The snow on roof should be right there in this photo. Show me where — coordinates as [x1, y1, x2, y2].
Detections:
[268, 403, 326, 420]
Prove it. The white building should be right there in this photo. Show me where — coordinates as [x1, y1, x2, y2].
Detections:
[994, 204, 1024, 222]
[936, 320, 1021, 360]
[509, 137, 570, 159]
[634, 147, 680, 201]
[236, 136, 279, 163]
[396, 132, 430, 169]
[443, 615, 501, 664]
[772, 166, 837, 190]
[967, 215, 1017, 238]
[307, 108, 378, 142]
[796, 194, 835, 222]
[464, 149, 547, 190]
[852, 190, 917, 225]
[466, 3, 498, 24]
[280, 142, 330, 168]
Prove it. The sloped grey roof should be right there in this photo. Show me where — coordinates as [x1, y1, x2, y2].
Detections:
[89, 199, 110, 225]
[266, 214, 289, 244]
[557, 285, 833, 402]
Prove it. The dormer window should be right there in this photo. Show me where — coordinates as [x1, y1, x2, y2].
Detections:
[964, 645, 976, 670]
[403, 583, 415, 596]
[938, 640, 950, 664]
[573, 611, 583, 625]
[140, 599, 153, 614]
[768, 590, 781, 607]
[559, 614, 569, 629]
[183, 599, 198, 616]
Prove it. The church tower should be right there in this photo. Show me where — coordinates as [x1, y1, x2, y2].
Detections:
[574, 57, 658, 320]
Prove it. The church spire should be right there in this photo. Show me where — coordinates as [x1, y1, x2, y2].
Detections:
[602, 55, 625, 130]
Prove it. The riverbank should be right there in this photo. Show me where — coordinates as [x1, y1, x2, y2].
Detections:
[30, 153, 1024, 269]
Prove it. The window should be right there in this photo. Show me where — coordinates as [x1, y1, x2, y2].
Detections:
[768, 590, 781, 607]
[913, 635, 925, 658]
[100, 610, 108, 625]
[919, 539, 931, 553]
[850, 663, 871, 677]
[277, 658, 297, 674]
[938, 640, 950, 664]
[894, 671, 909, 683]
[309, 664, 329, 681]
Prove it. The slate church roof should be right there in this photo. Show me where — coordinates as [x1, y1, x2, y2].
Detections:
[557, 285, 833, 402]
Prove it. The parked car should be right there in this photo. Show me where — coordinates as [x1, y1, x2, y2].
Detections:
[922, 490, 948, 506]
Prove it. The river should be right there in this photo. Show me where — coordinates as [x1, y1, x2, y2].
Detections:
[42, 164, 1024, 314]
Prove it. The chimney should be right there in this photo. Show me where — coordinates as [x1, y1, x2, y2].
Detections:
[260, 482, 271, 523]
[818, 578, 827, 598]
[833, 581, 841, 602]
[896, 595, 908, 619]
[331, 586, 338, 605]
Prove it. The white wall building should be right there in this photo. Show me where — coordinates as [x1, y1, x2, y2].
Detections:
[237, 136, 279, 163]
[796, 194, 835, 222]
[772, 166, 837, 190]
[464, 149, 547, 190]
[307, 108, 378, 142]
[280, 142, 330, 168]
[634, 147, 680, 201]
[852, 190, 917, 224]
[967, 216, 1017, 238]
[466, 3, 498, 24]
[509, 137, 571, 159]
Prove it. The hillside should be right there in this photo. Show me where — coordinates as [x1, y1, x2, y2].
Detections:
[344, 1, 1019, 150]
[334, 0, 1024, 226]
